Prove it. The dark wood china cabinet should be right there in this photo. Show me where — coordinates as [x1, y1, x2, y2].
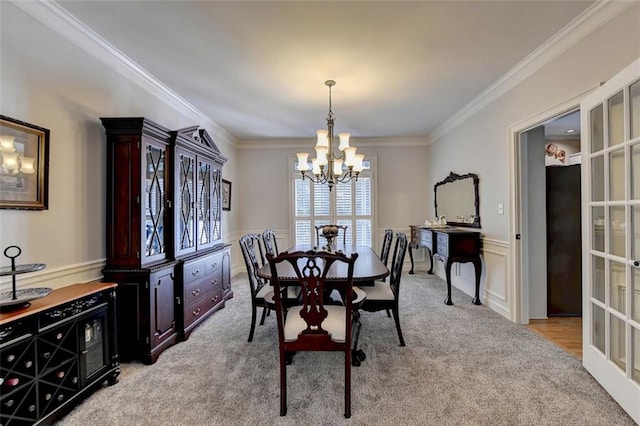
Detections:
[100, 118, 231, 364]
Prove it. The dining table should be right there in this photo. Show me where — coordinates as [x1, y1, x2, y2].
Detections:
[257, 244, 389, 366]
[256, 244, 389, 283]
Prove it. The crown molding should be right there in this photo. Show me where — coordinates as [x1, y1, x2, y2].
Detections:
[237, 136, 429, 150]
[12, 0, 236, 146]
[427, 0, 636, 145]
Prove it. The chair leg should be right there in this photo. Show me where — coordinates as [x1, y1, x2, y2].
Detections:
[259, 306, 268, 325]
[385, 308, 391, 318]
[391, 307, 406, 346]
[248, 304, 257, 342]
[345, 349, 351, 418]
[280, 350, 288, 416]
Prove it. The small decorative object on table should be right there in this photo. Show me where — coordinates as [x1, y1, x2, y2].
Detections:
[0, 245, 50, 310]
[321, 225, 340, 249]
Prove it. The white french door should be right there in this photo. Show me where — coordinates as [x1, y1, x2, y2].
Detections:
[581, 57, 640, 423]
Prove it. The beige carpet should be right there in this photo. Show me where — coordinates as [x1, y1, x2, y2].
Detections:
[58, 271, 634, 425]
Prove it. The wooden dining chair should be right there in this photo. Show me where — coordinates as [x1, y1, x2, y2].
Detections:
[314, 224, 348, 246]
[238, 233, 272, 342]
[266, 249, 359, 418]
[361, 232, 408, 346]
[379, 229, 394, 267]
[261, 229, 279, 256]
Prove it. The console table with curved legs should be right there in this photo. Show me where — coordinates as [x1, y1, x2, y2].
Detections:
[408, 226, 482, 305]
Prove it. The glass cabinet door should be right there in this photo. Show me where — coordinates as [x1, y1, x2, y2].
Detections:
[197, 159, 213, 250]
[212, 167, 222, 243]
[176, 149, 196, 256]
[143, 141, 168, 264]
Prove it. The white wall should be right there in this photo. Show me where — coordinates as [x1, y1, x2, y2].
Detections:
[427, 3, 640, 321]
[0, 3, 237, 289]
[235, 140, 430, 244]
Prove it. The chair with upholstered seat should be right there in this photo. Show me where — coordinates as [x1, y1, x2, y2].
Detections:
[379, 229, 393, 268]
[262, 229, 279, 256]
[315, 224, 348, 246]
[239, 233, 272, 342]
[361, 232, 408, 346]
[266, 249, 359, 418]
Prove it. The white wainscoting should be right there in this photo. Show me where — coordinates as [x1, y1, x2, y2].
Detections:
[0, 259, 106, 291]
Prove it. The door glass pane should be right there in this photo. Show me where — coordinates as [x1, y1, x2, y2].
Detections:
[592, 206, 605, 252]
[145, 144, 165, 257]
[591, 155, 605, 202]
[178, 154, 194, 250]
[355, 219, 372, 246]
[631, 79, 640, 139]
[632, 268, 640, 322]
[633, 327, 640, 385]
[632, 144, 640, 199]
[610, 260, 626, 314]
[633, 206, 640, 258]
[211, 168, 221, 242]
[610, 314, 626, 371]
[592, 303, 605, 355]
[610, 206, 626, 258]
[609, 149, 625, 201]
[591, 104, 604, 152]
[198, 161, 211, 246]
[593, 255, 605, 302]
[609, 91, 624, 147]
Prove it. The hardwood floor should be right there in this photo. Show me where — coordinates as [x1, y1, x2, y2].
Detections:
[527, 317, 582, 358]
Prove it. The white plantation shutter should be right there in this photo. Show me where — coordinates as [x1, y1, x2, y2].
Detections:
[292, 158, 374, 247]
[314, 184, 330, 216]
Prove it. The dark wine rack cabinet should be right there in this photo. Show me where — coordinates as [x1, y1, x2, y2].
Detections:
[0, 283, 119, 425]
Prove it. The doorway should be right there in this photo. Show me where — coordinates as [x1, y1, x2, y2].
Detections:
[517, 108, 583, 351]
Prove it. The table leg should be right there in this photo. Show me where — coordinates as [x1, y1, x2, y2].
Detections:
[444, 259, 454, 305]
[472, 257, 482, 305]
[427, 248, 434, 275]
[408, 245, 415, 274]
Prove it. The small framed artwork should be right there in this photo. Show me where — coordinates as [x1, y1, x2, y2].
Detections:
[221, 179, 231, 211]
[0, 115, 50, 210]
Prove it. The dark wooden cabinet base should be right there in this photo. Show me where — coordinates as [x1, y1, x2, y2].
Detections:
[0, 283, 120, 425]
[409, 226, 482, 305]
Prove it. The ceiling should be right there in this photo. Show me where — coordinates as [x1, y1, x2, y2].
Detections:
[40, 1, 596, 140]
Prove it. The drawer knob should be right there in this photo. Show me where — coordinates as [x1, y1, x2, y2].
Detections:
[212, 279, 218, 286]
[212, 262, 217, 268]
[212, 296, 219, 303]
[192, 288, 200, 297]
[192, 270, 200, 277]
[192, 308, 201, 316]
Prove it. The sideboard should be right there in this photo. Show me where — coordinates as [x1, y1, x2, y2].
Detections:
[408, 225, 482, 305]
[0, 283, 120, 425]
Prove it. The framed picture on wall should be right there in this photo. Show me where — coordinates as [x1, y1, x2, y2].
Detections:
[0, 115, 50, 210]
[222, 179, 231, 211]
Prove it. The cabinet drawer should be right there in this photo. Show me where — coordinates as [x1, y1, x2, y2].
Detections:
[184, 286, 223, 329]
[183, 259, 205, 286]
[419, 232, 432, 247]
[203, 252, 224, 276]
[184, 268, 223, 307]
[435, 233, 449, 257]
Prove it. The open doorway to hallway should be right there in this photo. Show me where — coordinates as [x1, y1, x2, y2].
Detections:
[519, 109, 583, 353]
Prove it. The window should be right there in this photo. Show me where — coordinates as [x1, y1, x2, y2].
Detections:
[291, 157, 375, 246]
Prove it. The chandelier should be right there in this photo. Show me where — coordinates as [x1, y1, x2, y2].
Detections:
[296, 80, 363, 191]
[0, 135, 36, 177]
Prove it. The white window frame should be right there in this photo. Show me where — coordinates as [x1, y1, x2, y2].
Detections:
[288, 154, 378, 248]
